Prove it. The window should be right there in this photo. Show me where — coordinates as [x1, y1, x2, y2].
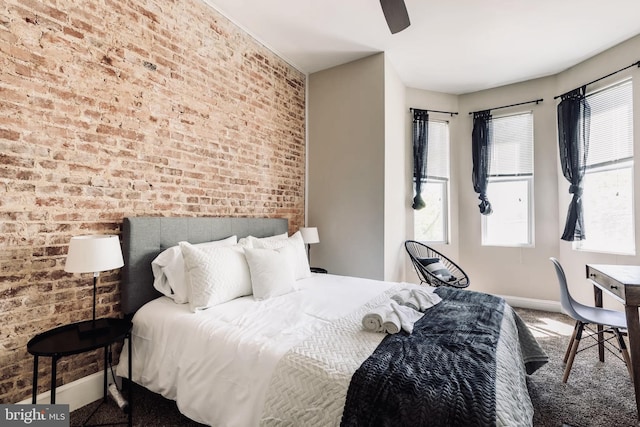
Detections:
[414, 120, 450, 243]
[575, 79, 634, 255]
[482, 112, 534, 247]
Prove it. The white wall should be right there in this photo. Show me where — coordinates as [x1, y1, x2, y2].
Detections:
[308, 34, 640, 309]
[383, 59, 408, 282]
[457, 76, 560, 301]
[307, 53, 386, 279]
[454, 34, 640, 307]
[307, 53, 410, 282]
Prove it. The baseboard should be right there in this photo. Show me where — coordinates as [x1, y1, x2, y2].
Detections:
[501, 295, 562, 313]
[16, 371, 109, 412]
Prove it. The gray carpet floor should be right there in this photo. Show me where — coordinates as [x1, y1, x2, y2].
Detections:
[71, 308, 639, 426]
[517, 308, 638, 427]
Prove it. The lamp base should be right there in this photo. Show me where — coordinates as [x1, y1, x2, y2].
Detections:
[78, 318, 110, 338]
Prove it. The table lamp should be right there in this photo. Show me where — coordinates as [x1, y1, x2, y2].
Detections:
[64, 235, 124, 337]
[299, 227, 319, 263]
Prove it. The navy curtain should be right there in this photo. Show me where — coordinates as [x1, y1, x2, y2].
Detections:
[557, 86, 591, 241]
[412, 109, 429, 210]
[471, 110, 493, 215]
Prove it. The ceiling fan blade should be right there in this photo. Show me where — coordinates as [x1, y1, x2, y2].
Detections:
[380, 0, 410, 34]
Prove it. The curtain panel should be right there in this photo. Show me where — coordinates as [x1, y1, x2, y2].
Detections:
[471, 110, 493, 215]
[412, 109, 429, 210]
[557, 86, 591, 241]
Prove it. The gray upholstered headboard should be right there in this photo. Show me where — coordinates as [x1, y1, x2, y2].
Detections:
[120, 216, 289, 316]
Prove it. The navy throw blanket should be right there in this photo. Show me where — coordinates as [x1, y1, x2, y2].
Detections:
[341, 287, 505, 427]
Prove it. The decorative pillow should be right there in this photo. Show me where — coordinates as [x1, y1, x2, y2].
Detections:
[244, 246, 296, 300]
[249, 231, 311, 280]
[418, 257, 455, 281]
[238, 232, 288, 248]
[179, 242, 252, 312]
[151, 235, 238, 303]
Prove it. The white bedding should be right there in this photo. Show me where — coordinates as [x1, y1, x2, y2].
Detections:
[118, 274, 537, 426]
[118, 274, 399, 426]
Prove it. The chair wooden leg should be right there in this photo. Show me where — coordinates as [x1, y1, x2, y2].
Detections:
[564, 321, 580, 363]
[563, 322, 584, 383]
[615, 329, 633, 381]
[622, 348, 633, 382]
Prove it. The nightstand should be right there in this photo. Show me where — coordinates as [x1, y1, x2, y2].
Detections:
[27, 318, 132, 426]
[310, 267, 328, 274]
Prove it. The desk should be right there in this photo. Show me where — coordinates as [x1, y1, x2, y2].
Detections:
[586, 264, 640, 419]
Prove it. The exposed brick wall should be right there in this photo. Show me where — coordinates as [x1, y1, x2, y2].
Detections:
[0, 0, 306, 403]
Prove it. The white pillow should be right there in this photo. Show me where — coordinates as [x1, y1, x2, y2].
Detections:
[249, 231, 311, 280]
[180, 242, 252, 312]
[151, 235, 238, 303]
[238, 232, 288, 248]
[245, 246, 296, 300]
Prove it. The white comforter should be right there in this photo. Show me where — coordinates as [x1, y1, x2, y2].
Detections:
[118, 274, 396, 426]
[118, 274, 535, 426]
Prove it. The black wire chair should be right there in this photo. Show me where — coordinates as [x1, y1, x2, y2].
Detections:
[405, 240, 470, 289]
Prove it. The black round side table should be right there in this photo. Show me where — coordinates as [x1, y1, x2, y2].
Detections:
[27, 318, 132, 426]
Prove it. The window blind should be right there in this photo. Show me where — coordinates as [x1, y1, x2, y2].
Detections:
[586, 79, 633, 168]
[489, 112, 534, 177]
[425, 120, 449, 180]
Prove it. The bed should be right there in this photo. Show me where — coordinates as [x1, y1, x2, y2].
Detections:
[117, 216, 548, 426]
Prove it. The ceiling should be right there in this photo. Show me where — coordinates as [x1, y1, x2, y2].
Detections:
[201, 0, 640, 95]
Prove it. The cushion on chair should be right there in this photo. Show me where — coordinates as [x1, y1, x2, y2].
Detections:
[418, 257, 455, 282]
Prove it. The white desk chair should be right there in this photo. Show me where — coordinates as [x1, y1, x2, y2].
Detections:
[549, 257, 632, 382]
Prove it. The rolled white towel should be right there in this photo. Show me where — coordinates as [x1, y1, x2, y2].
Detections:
[362, 304, 402, 334]
[363, 299, 426, 334]
[363, 304, 394, 333]
[390, 301, 423, 334]
[382, 312, 401, 335]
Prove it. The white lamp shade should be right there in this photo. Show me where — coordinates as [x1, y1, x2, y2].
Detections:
[64, 235, 124, 274]
[300, 227, 319, 244]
